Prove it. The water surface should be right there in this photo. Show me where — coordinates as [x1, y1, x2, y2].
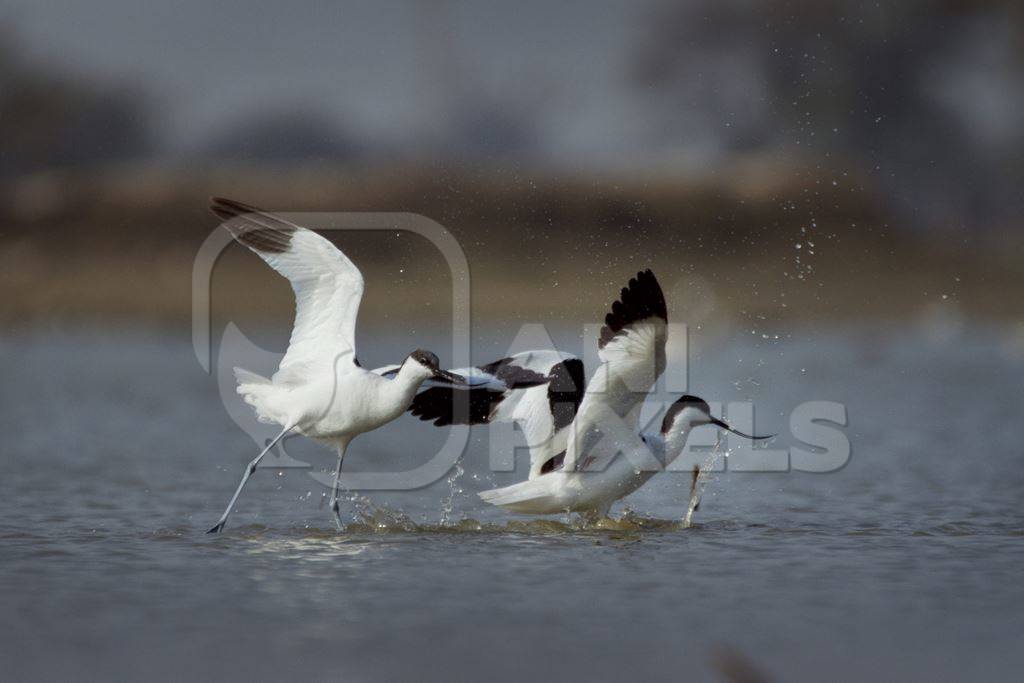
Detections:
[1, 324, 1022, 681]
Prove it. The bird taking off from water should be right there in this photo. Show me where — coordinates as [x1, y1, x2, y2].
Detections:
[206, 198, 466, 533]
[473, 270, 774, 515]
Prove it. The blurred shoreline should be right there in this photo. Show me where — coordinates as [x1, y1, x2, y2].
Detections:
[1, 163, 1020, 328]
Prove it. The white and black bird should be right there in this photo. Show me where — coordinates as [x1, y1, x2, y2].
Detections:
[472, 270, 772, 515]
[407, 351, 587, 479]
[206, 198, 466, 533]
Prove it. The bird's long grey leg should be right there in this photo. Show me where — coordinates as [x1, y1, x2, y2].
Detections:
[207, 426, 291, 534]
[329, 442, 348, 531]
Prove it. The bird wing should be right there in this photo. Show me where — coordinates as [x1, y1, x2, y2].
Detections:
[562, 270, 667, 473]
[370, 364, 401, 378]
[408, 351, 560, 425]
[409, 351, 586, 477]
[211, 197, 365, 384]
[370, 364, 495, 387]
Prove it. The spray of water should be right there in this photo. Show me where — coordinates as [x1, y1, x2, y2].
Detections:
[345, 491, 418, 531]
[439, 460, 465, 527]
[683, 437, 727, 528]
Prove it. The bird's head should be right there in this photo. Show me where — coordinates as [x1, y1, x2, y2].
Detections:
[661, 395, 774, 452]
[404, 349, 466, 386]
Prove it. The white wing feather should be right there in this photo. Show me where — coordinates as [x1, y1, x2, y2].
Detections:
[211, 198, 364, 385]
[562, 270, 667, 473]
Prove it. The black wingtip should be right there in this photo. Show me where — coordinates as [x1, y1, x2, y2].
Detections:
[477, 357, 548, 388]
[408, 386, 506, 426]
[209, 196, 258, 218]
[209, 197, 296, 255]
[598, 269, 667, 350]
[408, 357, 552, 427]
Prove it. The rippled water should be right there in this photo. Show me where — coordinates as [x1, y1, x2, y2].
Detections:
[1, 324, 1022, 681]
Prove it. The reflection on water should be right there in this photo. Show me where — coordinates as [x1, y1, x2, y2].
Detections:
[1, 325, 1023, 682]
[244, 536, 371, 562]
[237, 514, 688, 572]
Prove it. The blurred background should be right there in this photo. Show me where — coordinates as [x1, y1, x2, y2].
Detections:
[1, 0, 1022, 327]
[3, 2, 1024, 682]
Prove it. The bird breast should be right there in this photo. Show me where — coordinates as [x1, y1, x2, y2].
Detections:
[297, 371, 406, 438]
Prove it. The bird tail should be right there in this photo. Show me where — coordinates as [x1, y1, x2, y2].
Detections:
[234, 367, 270, 386]
[478, 477, 564, 513]
[233, 367, 277, 424]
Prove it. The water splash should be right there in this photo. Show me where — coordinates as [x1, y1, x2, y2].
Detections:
[344, 491, 418, 531]
[212, 507, 688, 537]
[439, 461, 465, 527]
[338, 512, 684, 535]
[683, 438, 727, 528]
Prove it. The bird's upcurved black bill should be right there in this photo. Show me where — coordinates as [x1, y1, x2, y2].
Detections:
[710, 417, 775, 440]
[432, 369, 467, 386]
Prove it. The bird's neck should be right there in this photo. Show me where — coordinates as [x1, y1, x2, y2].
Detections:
[387, 363, 428, 407]
[642, 424, 695, 469]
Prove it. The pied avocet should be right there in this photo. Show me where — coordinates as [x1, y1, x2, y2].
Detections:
[206, 198, 467, 533]
[409, 270, 771, 516]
